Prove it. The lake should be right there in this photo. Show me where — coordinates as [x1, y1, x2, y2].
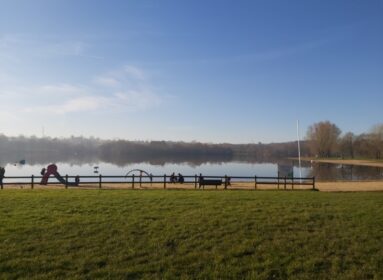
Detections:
[3, 160, 383, 181]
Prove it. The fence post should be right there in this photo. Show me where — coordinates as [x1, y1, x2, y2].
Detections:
[277, 173, 280, 190]
[224, 175, 227, 189]
[194, 175, 197, 189]
[99, 174, 102, 189]
[65, 175, 68, 189]
[292, 177, 294, 190]
[164, 174, 167, 189]
[254, 176, 257, 190]
[31, 175, 34, 189]
[313, 177, 315, 190]
[132, 174, 135, 189]
[284, 176, 287, 190]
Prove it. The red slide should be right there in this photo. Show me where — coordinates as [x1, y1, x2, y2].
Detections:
[40, 164, 77, 186]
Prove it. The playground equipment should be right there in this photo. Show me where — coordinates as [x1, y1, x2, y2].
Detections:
[125, 169, 152, 187]
[40, 164, 78, 186]
[125, 169, 150, 177]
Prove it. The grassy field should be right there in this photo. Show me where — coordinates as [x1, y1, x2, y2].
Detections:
[1, 190, 382, 279]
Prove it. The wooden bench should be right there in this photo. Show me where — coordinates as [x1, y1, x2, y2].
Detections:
[199, 179, 222, 189]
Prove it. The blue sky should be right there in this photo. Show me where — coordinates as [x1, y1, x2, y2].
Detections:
[0, 0, 382, 143]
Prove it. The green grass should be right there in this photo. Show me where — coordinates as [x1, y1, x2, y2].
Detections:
[1, 190, 382, 279]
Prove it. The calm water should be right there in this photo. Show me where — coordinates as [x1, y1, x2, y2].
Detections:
[3, 160, 383, 181]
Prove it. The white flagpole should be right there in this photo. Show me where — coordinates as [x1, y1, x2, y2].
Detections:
[297, 120, 302, 182]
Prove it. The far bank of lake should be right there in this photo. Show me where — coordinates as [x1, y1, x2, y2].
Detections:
[299, 158, 383, 168]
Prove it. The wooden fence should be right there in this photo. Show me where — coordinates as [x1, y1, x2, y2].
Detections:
[0, 174, 316, 190]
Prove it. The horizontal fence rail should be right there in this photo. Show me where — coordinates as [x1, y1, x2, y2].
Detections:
[0, 174, 316, 190]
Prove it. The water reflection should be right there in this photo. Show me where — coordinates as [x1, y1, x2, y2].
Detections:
[0, 151, 235, 167]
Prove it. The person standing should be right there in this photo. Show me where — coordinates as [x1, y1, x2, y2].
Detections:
[198, 173, 203, 189]
[178, 173, 184, 183]
[170, 172, 176, 183]
[0, 167, 5, 189]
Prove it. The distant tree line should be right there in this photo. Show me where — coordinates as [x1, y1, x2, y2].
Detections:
[99, 140, 311, 165]
[1, 121, 380, 166]
[0, 135, 102, 166]
[306, 121, 383, 159]
[0, 134, 309, 166]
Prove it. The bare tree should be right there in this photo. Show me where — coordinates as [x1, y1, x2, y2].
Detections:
[369, 124, 383, 159]
[339, 132, 355, 159]
[353, 134, 373, 158]
[306, 121, 341, 158]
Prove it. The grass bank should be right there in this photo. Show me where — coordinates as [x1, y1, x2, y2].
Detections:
[1, 190, 382, 279]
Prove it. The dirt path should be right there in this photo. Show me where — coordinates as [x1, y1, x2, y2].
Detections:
[315, 181, 383, 192]
[4, 180, 383, 192]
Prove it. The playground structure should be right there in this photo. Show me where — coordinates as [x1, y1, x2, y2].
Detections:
[40, 164, 78, 186]
[125, 169, 152, 186]
[125, 169, 151, 177]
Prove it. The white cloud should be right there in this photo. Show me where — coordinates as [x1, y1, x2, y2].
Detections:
[39, 84, 88, 95]
[92, 65, 163, 111]
[0, 65, 163, 119]
[0, 33, 95, 60]
[114, 89, 162, 111]
[22, 88, 161, 115]
[23, 96, 107, 114]
[0, 84, 87, 99]
[94, 64, 147, 88]
[45, 41, 85, 56]
[57, 96, 106, 113]
[0, 70, 15, 83]
[0, 35, 22, 63]
[124, 65, 145, 80]
[94, 76, 120, 87]
[0, 111, 21, 122]
[0, 34, 22, 50]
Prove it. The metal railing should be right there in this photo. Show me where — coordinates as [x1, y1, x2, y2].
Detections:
[0, 174, 316, 190]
